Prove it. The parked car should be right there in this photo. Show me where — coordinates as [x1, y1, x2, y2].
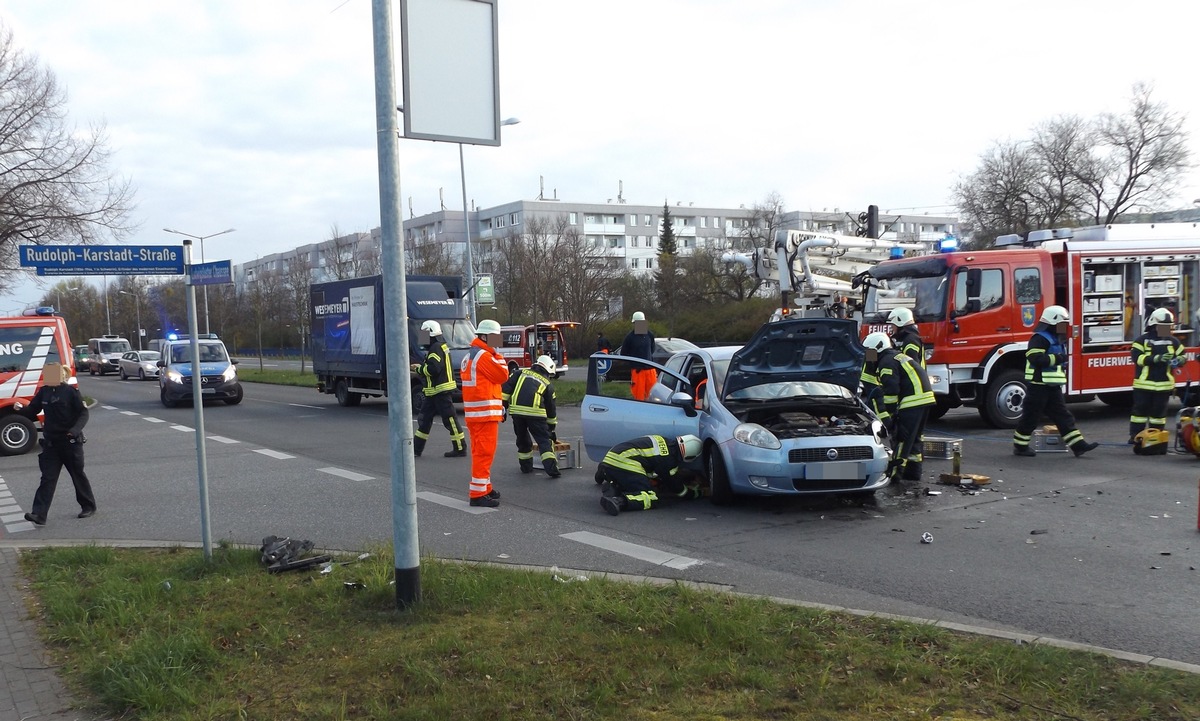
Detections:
[118, 350, 161, 381]
[582, 318, 891, 505]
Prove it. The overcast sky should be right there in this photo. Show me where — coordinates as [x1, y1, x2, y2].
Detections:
[2, 0, 1199, 311]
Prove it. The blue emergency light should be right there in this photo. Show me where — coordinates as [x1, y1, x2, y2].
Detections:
[889, 246, 904, 259]
[939, 234, 959, 253]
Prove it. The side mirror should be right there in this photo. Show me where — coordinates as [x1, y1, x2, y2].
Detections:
[669, 391, 698, 417]
[156, 360, 165, 368]
[231, 359, 239, 365]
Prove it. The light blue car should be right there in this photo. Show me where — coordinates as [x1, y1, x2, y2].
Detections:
[582, 317, 892, 505]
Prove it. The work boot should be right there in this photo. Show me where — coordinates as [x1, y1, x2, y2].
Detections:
[413, 439, 425, 457]
[544, 458, 561, 478]
[599, 481, 618, 498]
[23, 512, 45, 526]
[519, 459, 534, 474]
[600, 495, 622, 516]
[444, 448, 466, 458]
[1072, 441, 1099, 457]
[469, 495, 500, 508]
[902, 462, 923, 482]
[1013, 444, 1036, 457]
[486, 488, 501, 500]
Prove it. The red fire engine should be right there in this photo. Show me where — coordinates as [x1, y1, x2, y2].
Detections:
[0, 312, 78, 455]
[497, 321, 577, 377]
[860, 223, 1200, 428]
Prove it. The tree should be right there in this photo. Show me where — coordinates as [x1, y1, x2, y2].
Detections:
[655, 202, 681, 336]
[283, 254, 313, 372]
[0, 26, 135, 288]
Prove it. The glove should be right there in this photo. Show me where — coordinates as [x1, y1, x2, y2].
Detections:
[1171, 356, 1186, 368]
[410, 363, 420, 372]
[1150, 355, 1165, 365]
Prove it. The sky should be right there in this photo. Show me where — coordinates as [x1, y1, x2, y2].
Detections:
[2, 0, 1200, 312]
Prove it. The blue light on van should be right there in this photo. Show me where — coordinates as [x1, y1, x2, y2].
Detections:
[939, 234, 959, 253]
[167, 332, 179, 341]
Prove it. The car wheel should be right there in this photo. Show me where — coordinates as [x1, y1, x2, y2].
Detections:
[160, 387, 178, 408]
[980, 368, 1025, 429]
[335, 379, 361, 407]
[927, 396, 952, 422]
[0, 414, 37, 456]
[706, 446, 735, 507]
[1099, 391, 1133, 409]
[224, 384, 244, 405]
[138, 369, 146, 381]
[120, 368, 128, 380]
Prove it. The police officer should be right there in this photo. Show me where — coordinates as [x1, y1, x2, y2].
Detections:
[597, 434, 703, 515]
[502, 354, 560, 478]
[1013, 305, 1098, 457]
[461, 319, 511, 507]
[413, 320, 466, 458]
[16, 362, 96, 525]
[1129, 307, 1185, 444]
[887, 307, 925, 367]
[862, 332, 934, 481]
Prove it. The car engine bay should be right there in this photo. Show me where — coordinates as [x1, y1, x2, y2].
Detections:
[734, 406, 877, 439]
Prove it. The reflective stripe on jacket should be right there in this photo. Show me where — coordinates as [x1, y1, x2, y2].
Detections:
[601, 434, 683, 479]
[420, 341, 457, 396]
[502, 367, 557, 425]
[1024, 329, 1066, 386]
[1131, 332, 1183, 392]
[893, 325, 926, 368]
[461, 338, 509, 421]
[879, 350, 935, 413]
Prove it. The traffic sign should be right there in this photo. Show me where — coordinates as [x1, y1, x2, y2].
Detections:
[19, 245, 184, 276]
[191, 260, 232, 286]
[475, 274, 494, 304]
[595, 356, 612, 376]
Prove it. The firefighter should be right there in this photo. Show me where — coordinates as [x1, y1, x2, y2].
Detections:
[412, 320, 466, 458]
[1129, 307, 1185, 447]
[887, 307, 925, 367]
[620, 310, 656, 401]
[863, 332, 934, 481]
[502, 354, 560, 477]
[597, 434, 704, 516]
[461, 318, 511, 507]
[1013, 305, 1099, 457]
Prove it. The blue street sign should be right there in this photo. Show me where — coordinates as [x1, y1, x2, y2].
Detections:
[595, 356, 612, 376]
[191, 260, 232, 286]
[19, 245, 184, 276]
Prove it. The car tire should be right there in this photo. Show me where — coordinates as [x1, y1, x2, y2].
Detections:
[1098, 391, 1133, 409]
[160, 387, 178, 408]
[224, 384, 244, 405]
[0, 414, 38, 456]
[980, 368, 1026, 429]
[706, 447, 735, 507]
[335, 380, 361, 407]
[120, 368, 128, 380]
[138, 369, 146, 381]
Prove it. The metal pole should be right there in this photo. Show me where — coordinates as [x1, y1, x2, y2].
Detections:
[135, 301, 142, 350]
[372, 0, 421, 609]
[460, 143, 477, 326]
[104, 276, 111, 334]
[183, 239, 213, 561]
[201, 237, 210, 335]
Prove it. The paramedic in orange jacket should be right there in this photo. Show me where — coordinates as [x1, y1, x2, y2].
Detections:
[461, 319, 511, 507]
[620, 310, 656, 401]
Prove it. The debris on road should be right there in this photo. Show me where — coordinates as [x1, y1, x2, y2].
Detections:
[920, 532, 934, 544]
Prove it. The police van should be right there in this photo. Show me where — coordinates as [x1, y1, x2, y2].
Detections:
[0, 312, 77, 455]
[156, 333, 243, 407]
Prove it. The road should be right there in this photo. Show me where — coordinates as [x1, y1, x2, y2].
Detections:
[2, 374, 1197, 665]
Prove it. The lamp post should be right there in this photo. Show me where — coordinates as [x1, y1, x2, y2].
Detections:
[163, 227, 236, 335]
[118, 290, 143, 350]
[55, 285, 80, 315]
[460, 117, 520, 326]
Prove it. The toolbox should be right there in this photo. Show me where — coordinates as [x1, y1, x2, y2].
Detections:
[922, 436, 962, 460]
[533, 438, 582, 470]
[1032, 425, 1069, 453]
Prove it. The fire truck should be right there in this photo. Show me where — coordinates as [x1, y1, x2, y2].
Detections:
[0, 311, 78, 455]
[497, 321, 577, 377]
[859, 223, 1200, 428]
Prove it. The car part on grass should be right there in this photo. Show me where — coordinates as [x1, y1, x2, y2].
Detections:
[260, 535, 331, 574]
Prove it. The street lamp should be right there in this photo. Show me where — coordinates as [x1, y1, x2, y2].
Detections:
[162, 227, 236, 335]
[460, 117, 520, 325]
[118, 290, 143, 350]
[55, 285, 80, 314]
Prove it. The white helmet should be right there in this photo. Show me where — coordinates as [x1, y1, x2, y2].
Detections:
[862, 331, 892, 353]
[420, 320, 442, 337]
[534, 354, 556, 375]
[678, 434, 702, 461]
[476, 319, 502, 335]
[1040, 305, 1069, 325]
[631, 311, 646, 322]
[886, 307, 915, 327]
[1147, 308, 1174, 326]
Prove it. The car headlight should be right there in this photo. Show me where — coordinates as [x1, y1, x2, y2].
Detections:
[733, 423, 781, 450]
[222, 366, 237, 381]
[165, 370, 184, 384]
[871, 419, 887, 446]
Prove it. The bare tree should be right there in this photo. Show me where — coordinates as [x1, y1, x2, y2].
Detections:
[244, 267, 282, 370]
[283, 253, 314, 372]
[0, 26, 136, 287]
[552, 217, 621, 343]
[405, 226, 461, 277]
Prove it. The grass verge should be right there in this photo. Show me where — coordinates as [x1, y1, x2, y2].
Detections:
[20, 545, 1200, 721]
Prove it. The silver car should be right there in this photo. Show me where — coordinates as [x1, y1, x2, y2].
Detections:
[118, 350, 161, 381]
[582, 317, 891, 505]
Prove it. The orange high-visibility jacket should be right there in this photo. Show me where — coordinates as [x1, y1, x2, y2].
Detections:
[461, 338, 510, 422]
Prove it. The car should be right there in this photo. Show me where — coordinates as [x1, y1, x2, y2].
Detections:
[86, 334, 133, 375]
[73, 344, 89, 369]
[157, 335, 243, 407]
[118, 350, 161, 381]
[582, 317, 891, 505]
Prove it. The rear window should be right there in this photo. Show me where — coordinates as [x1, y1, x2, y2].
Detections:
[0, 326, 63, 373]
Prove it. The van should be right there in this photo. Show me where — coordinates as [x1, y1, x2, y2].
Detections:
[497, 321, 577, 377]
[157, 334, 243, 407]
[0, 314, 77, 455]
[87, 334, 133, 375]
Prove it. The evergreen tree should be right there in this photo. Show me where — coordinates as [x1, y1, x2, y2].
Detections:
[657, 202, 677, 256]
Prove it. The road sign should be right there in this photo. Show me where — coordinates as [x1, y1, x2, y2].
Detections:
[475, 274, 494, 304]
[595, 356, 612, 376]
[191, 260, 232, 286]
[19, 245, 184, 276]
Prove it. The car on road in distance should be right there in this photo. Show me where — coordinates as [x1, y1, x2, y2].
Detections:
[118, 350, 161, 381]
[87, 334, 133, 375]
[157, 334, 243, 407]
[73, 344, 89, 368]
[582, 317, 891, 505]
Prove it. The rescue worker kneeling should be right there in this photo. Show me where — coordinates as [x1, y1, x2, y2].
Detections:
[596, 434, 703, 515]
[502, 354, 560, 477]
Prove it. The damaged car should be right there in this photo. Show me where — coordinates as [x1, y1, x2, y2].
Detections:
[582, 317, 891, 505]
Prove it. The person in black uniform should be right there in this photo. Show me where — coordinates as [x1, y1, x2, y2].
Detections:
[17, 362, 96, 525]
[620, 311, 656, 401]
[862, 332, 934, 481]
[596, 332, 612, 353]
[412, 320, 466, 458]
[1129, 307, 1185, 445]
[887, 307, 925, 367]
[596, 434, 703, 515]
[1013, 306, 1099, 457]
[501, 354, 560, 477]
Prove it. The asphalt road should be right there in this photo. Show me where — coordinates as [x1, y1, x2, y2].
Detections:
[2, 374, 1197, 665]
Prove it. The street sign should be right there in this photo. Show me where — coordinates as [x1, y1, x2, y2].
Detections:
[191, 260, 232, 286]
[475, 273, 494, 304]
[19, 245, 184, 276]
[595, 356, 612, 376]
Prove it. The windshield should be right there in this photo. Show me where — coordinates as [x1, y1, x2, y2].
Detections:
[172, 344, 227, 363]
[98, 340, 131, 354]
[862, 261, 950, 324]
[726, 380, 852, 402]
[441, 319, 477, 349]
[658, 338, 699, 353]
[139, 351, 161, 362]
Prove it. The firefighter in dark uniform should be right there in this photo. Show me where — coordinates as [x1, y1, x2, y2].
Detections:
[863, 332, 934, 481]
[1013, 305, 1099, 457]
[887, 307, 925, 367]
[501, 354, 560, 477]
[412, 320, 466, 458]
[16, 362, 96, 525]
[597, 434, 703, 515]
[1129, 307, 1185, 446]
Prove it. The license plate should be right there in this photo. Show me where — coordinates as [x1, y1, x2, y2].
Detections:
[805, 461, 862, 481]
[201, 387, 216, 394]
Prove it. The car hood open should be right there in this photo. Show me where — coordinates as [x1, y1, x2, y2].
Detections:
[723, 317, 864, 398]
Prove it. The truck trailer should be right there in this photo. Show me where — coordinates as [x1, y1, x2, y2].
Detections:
[310, 274, 475, 408]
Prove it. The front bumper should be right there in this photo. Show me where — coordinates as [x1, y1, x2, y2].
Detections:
[162, 376, 241, 402]
[723, 439, 891, 495]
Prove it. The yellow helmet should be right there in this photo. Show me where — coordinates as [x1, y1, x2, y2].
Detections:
[1132, 428, 1170, 456]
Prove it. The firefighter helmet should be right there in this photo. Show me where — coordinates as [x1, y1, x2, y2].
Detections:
[1181, 422, 1200, 457]
[862, 332, 892, 353]
[534, 354, 556, 376]
[1132, 428, 1170, 455]
[420, 320, 442, 337]
[1040, 305, 1069, 325]
[476, 319, 502, 335]
[1147, 308, 1175, 327]
[886, 307, 915, 327]
[631, 311, 646, 322]
[678, 434, 702, 461]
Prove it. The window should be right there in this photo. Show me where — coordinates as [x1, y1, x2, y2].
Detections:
[497, 216, 506, 228]
[569, 212, 577, 225]
[700, 217, 708, 228]
[644, 214, 651, 225]
[510, 213, 518, 225]
[954, 268, 1005, 313]
[1014, 268, 1041, 304]
[646, 258, 653, 269]
[631, 258, 640, 269]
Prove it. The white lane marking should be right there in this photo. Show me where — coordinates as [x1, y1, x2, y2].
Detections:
[0, 504, 19, 515]
[208, 436, 240, 444]
[2, 512, 29, 523]
[416, 491, 496, 514]
[317, 467, 374, 482]
[101, 405, 118, 410]
[120, 410, 140, 416]
[254, 449, 295, 460]
[5, 521, 35, 532]
[288, 403, 324, 409]
[171, 425, 193, 432]
[0, 491, 12, 499]
[561, 531, 704, 570]
[144, 417, 167, 423]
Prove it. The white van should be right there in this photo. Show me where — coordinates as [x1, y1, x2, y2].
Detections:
[87, 334, 133, 375]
